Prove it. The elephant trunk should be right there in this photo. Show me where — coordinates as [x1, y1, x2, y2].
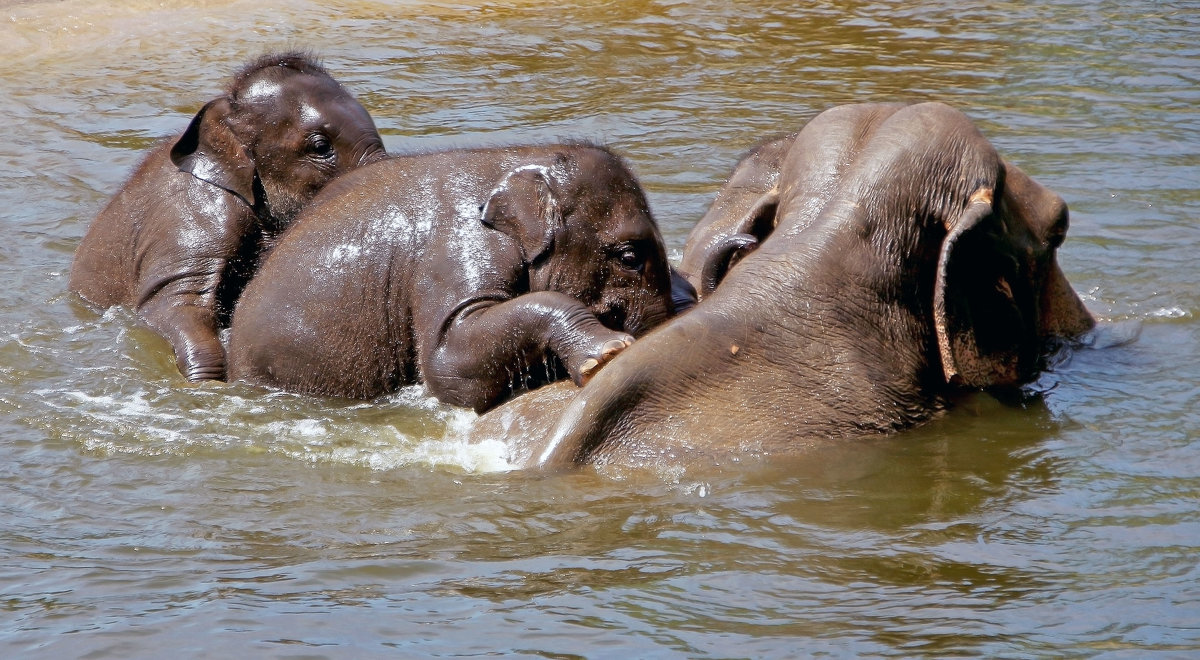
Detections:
[696, 233, 758, 297]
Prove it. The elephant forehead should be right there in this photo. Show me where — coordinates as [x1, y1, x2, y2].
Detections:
[325, 241, 364, 266]
[299, 102, 321, 125]
[1002, 165, 1067, 236]
[589, 182, 653, 227]
[240, 79, 285, 103]
[605, 210, 656, 241]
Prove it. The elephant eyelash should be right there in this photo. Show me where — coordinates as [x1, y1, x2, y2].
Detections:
[611, 241, 649, 271]
[304, 134, 335, 159]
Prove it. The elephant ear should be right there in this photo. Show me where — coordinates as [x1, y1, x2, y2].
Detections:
[933, 187, 1030, 389]
[696, 190, 778, 296]
[479, 165, 562, 264]
[170, 98, 257, 207]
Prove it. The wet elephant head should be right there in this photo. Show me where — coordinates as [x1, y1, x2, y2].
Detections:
[480, 150, 676, 338]
[170, 52, 386, 231]
[522, 102, 1094, 469]
[931, 160, 1094, 387]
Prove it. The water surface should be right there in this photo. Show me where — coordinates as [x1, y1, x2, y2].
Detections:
[2, 0, 1198, 656]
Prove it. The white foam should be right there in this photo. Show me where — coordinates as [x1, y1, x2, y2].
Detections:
[265, 418, 328, 438]
[409, 436, 516, 473]
[36, 380, 520, 474]
[1150, 306, 1190, 319]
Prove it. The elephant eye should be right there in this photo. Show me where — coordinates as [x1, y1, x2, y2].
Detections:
[614, 244, 645, 272]
[306, 134, 335, 160]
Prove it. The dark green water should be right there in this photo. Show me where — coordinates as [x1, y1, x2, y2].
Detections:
[1, 0, 1197, 656]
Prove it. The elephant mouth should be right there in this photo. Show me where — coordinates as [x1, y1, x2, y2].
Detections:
[509, 352, 569, 397]
[997, 335, 1070, 392]
[597, 305, 630, 334]
[609, 302, 671, 338]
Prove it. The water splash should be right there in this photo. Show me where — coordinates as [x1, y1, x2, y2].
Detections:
[28, 382, 515, 473]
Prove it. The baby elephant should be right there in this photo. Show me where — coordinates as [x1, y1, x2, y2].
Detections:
[69, 52, 386, 382]
[227, 144, 678, 412]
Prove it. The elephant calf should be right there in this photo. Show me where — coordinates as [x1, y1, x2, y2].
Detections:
[69, 52, 386, 382]
[227, 144, 678, 413]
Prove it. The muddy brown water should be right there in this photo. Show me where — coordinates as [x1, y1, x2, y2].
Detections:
[2, 0, 1198, 657]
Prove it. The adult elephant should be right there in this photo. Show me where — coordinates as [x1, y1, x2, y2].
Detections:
[227, 144, 681, 413]
[69, 52, 386, 382]
[480, 102, 1094, 469]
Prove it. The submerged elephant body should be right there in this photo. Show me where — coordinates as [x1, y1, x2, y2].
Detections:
[227, 144, 677, 413]
[484, 102, 1094, 469]
[69, 52, 385, 381]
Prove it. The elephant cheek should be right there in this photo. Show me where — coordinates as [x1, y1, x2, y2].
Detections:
[643, 296, 674, 333]
[258, 179, 308, 230]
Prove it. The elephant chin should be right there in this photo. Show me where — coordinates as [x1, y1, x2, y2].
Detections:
[617, 303, 670, 338]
